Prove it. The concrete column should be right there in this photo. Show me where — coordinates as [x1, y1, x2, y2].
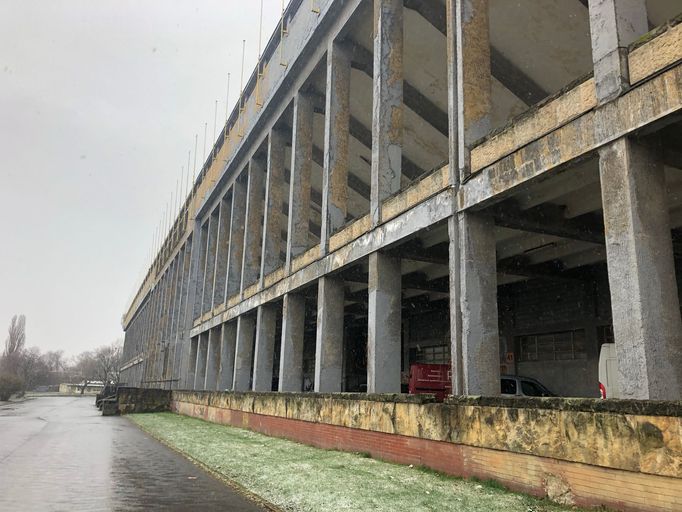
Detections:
[181, 230, 202, 388]
[241, 159, 265, 294]
[278, 293, 305, 391]
[252, 304, 278, 391]
[260, 129, 286, 283]
[286, 92, 313, 271]
[193, 222, 209, 319]
[599, 138, 682, 400]
[172, 245, 190, 387]
[314, 276, 345, 392]
[187, 336, 198, 389]
[448, 215, 463, 395]
[459, 211, 499, 396]
[202, 214, 218, 313]
[225, 177, 247, 300]
[193, 332, 208, 390]
[588, 0, 647, 104]
[320, 39, 351, 254]
[212, 195, 231, 307]
[204, 326, 221, 390]
[367, 252, 401, 393]
[218, 321, 237, 390]
[232, 314, 255, 391]
[370, 0, 403, 226]
[453, 0, 491, 179]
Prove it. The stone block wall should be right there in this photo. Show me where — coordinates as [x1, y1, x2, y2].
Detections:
[170, 390, 682, 511]
[117, 387, 171, 414]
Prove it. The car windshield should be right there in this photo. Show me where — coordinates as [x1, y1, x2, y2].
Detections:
[521, 380, 552, 397]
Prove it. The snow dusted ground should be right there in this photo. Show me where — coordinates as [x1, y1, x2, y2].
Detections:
[129, 412, 580, 512]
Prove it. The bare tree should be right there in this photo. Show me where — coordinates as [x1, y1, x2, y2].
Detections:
[95, 340, 123, 385]
[44, 350, 65, 373]
[16, 347, 49, 391]
[2, 314, 26, 376]
[72, 351, 98, 394]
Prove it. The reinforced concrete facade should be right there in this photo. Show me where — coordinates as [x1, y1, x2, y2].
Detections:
[121, 0, 682, 402]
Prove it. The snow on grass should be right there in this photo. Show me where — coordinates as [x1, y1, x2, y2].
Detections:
[129, 412, 581, 512]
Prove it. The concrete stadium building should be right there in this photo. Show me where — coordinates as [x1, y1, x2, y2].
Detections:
[120, 0, 682, 402]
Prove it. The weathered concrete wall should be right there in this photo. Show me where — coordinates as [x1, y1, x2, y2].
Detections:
[170, 390, 682, 511]
[117, 387, 171, 415]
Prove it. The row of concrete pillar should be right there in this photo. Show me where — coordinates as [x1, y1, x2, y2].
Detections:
[189, 251, 405, 394]
[125, 0, 681, 400]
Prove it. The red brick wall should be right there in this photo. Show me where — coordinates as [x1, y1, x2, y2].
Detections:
[172, 400, 682, 512]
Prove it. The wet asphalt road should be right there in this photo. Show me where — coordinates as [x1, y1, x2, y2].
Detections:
[0, 396, 263, 511]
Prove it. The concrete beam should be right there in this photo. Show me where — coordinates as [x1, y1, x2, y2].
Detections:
[411, 0, 547, 106]
[314, 276, 345, 392]
[367, 251, 401, 393]
[599, 137, 682, 400]
[491, 202, 605, 245]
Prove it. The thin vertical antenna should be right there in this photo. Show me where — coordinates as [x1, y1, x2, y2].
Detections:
[173, 181, 178, 236]
[258, 0, 264, 59]
[193, 134, 198, 179]
[224, 73, 231, 142]
[168, 193, 172, 236]
[280, 0, 288, 67]
[239, 39, 246, 135]
[213, 100, 218, 143]
[256, 0, 265, 107]
[185, 150, 191, 221]
[203, 122, 207, 163]
[179, 165, 185, 213]
[186, 150, 191, 198]
[225, 73, 231, 122]
[240, 40, 246, 98]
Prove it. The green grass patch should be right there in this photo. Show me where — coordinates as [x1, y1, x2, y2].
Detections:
[129, 412, 583, 512]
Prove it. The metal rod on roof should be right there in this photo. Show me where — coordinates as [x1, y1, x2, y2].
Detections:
[174, 180, 178, 231]
[279, 0, 288, 67]
[193, 134, 198, 179]
[186, 151, 191, 199]
[239, 39, 246, 135]
[203, 122, 207, 164]
[179, 165, 185, 213]
[225, 73, 231, 122]
[258, 0, 264, 59]
[213, 100, 218, 142]
[240, 39, 246, 99]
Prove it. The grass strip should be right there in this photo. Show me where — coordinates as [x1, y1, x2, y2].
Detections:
[129, 412, 584, 512]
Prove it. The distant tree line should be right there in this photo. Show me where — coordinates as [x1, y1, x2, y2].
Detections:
[0, 314, 122, 400]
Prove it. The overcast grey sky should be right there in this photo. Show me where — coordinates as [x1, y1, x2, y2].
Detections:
[0, 0, 282, 356]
